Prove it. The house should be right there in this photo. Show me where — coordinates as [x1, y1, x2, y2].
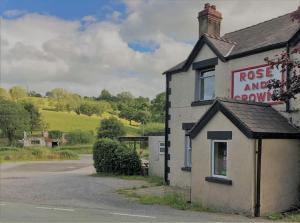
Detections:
[163, 3, 300, 216]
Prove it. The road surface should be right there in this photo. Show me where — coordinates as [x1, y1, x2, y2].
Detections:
[0, 155, 265, 222]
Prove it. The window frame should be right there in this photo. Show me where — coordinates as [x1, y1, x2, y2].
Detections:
[184, 134, 192, 168]
[159, 142, 165, 155]
[196, 68, 215, 101]
[211, 140, 228, 179]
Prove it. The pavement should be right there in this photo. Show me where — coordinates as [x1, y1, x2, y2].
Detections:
[0, 155, 268, 222]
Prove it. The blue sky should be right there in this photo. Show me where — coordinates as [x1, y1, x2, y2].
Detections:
[0, 0, 127, 21]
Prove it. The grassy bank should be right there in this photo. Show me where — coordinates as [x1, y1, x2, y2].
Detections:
[268, 212, 300, 222]
[56, 144, 93, 154]
[0, 147, 79, 163]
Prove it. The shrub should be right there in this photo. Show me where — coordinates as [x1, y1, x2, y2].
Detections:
[93, 138, 141, 175]
[48, 130, 63, 139]
[65, 130, 94, 145]
[97, 117, 125, 139]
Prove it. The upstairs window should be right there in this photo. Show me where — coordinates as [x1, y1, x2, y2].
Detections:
[196, 69, 215, 101]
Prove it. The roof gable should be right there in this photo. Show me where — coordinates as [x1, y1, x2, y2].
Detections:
[189, 99, 300, 139]
[164, 10, 300, 75]
[163, 35, 230, 74]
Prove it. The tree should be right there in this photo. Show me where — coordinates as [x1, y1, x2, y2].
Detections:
[0, 88, 11, 100]
[150, 92, 165, 122]
[28, 90, 42, 97]
[98, 89, 115, 101]
[119, 105, 136, 125]
[0, 99, 30, 144]
[97, 117, 125, 139]
[23, 103, 43, 133]
[9, 86, 27, 100]
[264, 8, 300, 104]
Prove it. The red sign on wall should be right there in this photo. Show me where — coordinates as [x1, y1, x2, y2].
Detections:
[231, 64, 285, 104]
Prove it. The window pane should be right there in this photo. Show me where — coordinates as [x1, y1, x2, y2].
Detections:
[213, 142, 227, 176]
[198, 70, 215, 100]
[159, 142, 165, 153]
[184, 135, 192, 167]
[203, 75, 215, 100]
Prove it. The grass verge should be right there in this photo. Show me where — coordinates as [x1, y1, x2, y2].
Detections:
[55, 144, 93, 154]
[117, 187, 211, 212]
[268, 211, 300, 222]
[91, 173, 164, 186]
[0, 147, 79, 163]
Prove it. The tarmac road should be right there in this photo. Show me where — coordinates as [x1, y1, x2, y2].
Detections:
[0, 155, 265, 222]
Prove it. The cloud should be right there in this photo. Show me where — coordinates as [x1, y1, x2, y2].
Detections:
[2, 13, 191, 97]
[1, 0, 299, 98]
[3, 9, 27, 18]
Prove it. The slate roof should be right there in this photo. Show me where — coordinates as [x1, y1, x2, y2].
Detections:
[189, 98, 300, 139]
[164, 10, 300, 74]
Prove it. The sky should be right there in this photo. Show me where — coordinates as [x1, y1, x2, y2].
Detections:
[0, 0, 299, 98]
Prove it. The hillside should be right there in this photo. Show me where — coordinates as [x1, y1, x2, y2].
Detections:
[40, 110, 140, 136]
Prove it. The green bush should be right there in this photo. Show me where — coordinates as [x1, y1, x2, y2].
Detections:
[93, 138, 141, 175]
[65, 130, 94, 145]
[97, 117, 125, 139]
[48, 130, 63, 139]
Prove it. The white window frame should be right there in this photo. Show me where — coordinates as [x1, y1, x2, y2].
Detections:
[196, 69, 215, 101]
[159, 142, 165, 155]
[184, 134, 192, 168]
[211, 140, 228, 178]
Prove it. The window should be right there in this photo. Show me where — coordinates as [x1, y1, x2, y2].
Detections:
[212, 141, 227, 178]
[159, 142, 165, 154]
[184, 134, 192, 167]
[196, 69, 215, 101]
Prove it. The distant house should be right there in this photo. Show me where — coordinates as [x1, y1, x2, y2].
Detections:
[163, 3, 300, 216]
[23, 131, 61, 148]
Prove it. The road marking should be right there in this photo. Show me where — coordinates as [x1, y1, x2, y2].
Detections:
[109, 212, 156, 219]
[36, 206, 75, 212]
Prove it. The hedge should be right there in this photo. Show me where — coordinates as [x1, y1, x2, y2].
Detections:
[93, 138, 141, 175]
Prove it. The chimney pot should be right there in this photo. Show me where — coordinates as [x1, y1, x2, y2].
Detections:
[198, 3, 222, 38]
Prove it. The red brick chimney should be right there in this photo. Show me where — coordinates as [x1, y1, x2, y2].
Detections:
[198, 3, 222, 37]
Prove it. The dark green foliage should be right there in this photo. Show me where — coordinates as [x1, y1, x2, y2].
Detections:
[65, 130, 94, 145]
[23, 103, 43, 133]
[0, 99, 30, 144]
[93, 138, 141, 175]
[150, 92, 165, 122]
[97, 117, 125, 139]
[48, 130, 63, 139]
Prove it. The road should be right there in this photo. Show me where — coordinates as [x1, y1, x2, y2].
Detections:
[0, 155, 264, 222]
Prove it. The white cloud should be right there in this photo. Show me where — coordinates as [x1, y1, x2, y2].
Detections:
[1, 0, 299, 97]
[3, 9, 27, 18]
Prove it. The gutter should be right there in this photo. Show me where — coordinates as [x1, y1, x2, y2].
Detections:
[255, 138, 262, 217]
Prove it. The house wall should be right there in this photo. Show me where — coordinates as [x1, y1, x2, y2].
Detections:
[148, 136, 165, 178]
[168, 43, 300, 188]
[260, 139, 300, 215]
[191, 112, 256, 215]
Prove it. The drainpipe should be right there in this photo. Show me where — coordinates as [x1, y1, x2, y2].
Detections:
[286, 43, 291, 112]
[255, 138, 262, 217]
[164, 73, 170, 184]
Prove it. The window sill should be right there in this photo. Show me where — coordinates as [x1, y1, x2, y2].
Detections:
[205, 176, 232, 185]
[191, 100, 214, 107]
[181, 167, 191, 172]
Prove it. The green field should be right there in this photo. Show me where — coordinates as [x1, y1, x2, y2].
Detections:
[41, 110, 140, 136]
